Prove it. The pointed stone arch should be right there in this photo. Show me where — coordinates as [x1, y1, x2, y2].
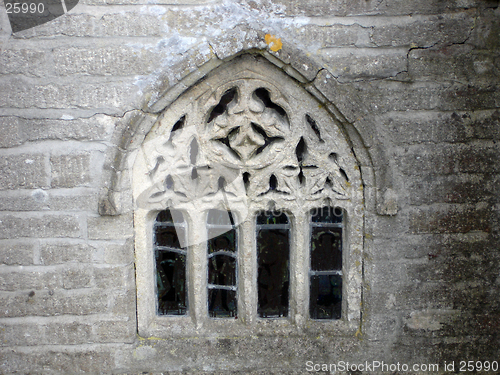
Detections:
[98, 46, 397, 217]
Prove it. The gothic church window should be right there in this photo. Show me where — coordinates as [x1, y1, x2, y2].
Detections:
[133, 55, 363, 337]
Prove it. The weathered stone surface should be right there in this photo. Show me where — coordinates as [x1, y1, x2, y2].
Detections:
[354, 81, 500, 113]
[0, 213, 81, 239]
[94, 12, 164, 37]
[110, 290, 136, 317]
[0, 189, 97, 212]
[320, 48, 407, 81]
[395, 144, 461, 176]
[0, 49, 48, 77]
[468, 7, 500, 50]
[409, 45, 499, 82]
[409, 205, 492, 234]
[93, 320, 135, 343]
[0, 117, 26, 148]
[40, 242, 94, 265]
[0, 115, 115, 148]
[0, 289, 109, 318]
[247, 0, 483, 17]
[44, 321, 93, 345]
[0, 269, 61, 291]
[52, 46, 160, 76]
[0, 241, 34, 265]
[382, 110, 500, 145]
[102, 239, 134, 264]
[0, 154, 47, 190]
[13, 13, 95, 38]
[405, 174, 495, 205]
[370, 13, 473, 47]
[292, 24, 370, 48]
[50, 153, 91, 188]
[0, 323, 46, 347]
[62, 266, 93, 289]
[93, 265, 131, 289]
[456, 144, 500, 173]
[0, 77, 137, 111]
[87, 214, 133, 240]
[0, 346, 115, 373]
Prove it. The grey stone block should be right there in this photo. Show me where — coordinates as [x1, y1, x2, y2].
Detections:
[366, 261, 409, 292]
[395, 144, 457, 176]
[354, 81, 500, 113]
[381, 111, 469, 145]
[62, 266, 93, 289]
[0, 346, 114, 373]
[409, 45, 499, 82]
[320, 48, 407, 82]
[468, 7, 500, 50]
[0, 241, 34, 265]
[0, 189, 98, 212]
[0, 323, 45, 346]
[371, 13, 473, 47]
[0, 269, 61, 291]
[52, 46, 160, 76]
[50, 153, 91, 188]
[409, 205, 491, 234]
[265, 0, 479, 16]
[94, 13, 164, 37]
[0, 48, 48, 77]
[44, 321, 93, 345]
[293, 24, 370, 48]
[456, 144, 500, 173]
[93, 320, 135, 343]
[27, 114, 115, 142]
[14, 13, 95, 38]
[111, 290, 136, 317]
[0, 77, 137, 111]
[0, 115, 114, 148]
[40, 242, 94, 265]
[405, 174, 494, 205]
[0, 289, 109, 318]
[0, 213, 81, 239]
[87, 214, 133, 240]
[0, 117, 28, 148]
[0, 154, 48, 190]
[93, 265, 129, 289]
[103, 238, 134, 264]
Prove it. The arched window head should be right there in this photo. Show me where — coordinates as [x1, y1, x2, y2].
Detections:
[133, 55, 364, 338]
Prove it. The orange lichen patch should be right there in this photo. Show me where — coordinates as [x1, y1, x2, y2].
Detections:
[265, 34, 282, 52]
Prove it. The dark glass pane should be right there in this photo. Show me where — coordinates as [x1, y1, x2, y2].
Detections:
[311, 227, 342, 271]
[208, 255, 236, 286]
[256, 211, 289, 225]
[257, 226, 289, 318]
[207, 209, 235, 225]
[155, 226, 185, 248]
[156, 250, 187, 315]
[208, 289, 237, 318]
[156, 209, 186, 223]
[207, 229, 236, 253]
[309, 275, 342, 320]
[156, 210, 174, 222]
[311, 206, 343, 223]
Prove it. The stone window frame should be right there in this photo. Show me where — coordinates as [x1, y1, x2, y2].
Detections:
[132, 55, 364, 338]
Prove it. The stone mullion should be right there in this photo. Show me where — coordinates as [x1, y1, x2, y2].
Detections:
[188, 209, 208, 328]
[238, 216, 255, 325]
[290, 209, 309, 326]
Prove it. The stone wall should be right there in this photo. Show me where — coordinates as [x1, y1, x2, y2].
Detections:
[0, 0, 499, 373]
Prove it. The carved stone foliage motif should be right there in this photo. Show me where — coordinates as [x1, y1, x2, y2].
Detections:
[135, 59, 356, 212]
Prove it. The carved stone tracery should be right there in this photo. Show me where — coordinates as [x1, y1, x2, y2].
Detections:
[135, 58, 358, 214]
